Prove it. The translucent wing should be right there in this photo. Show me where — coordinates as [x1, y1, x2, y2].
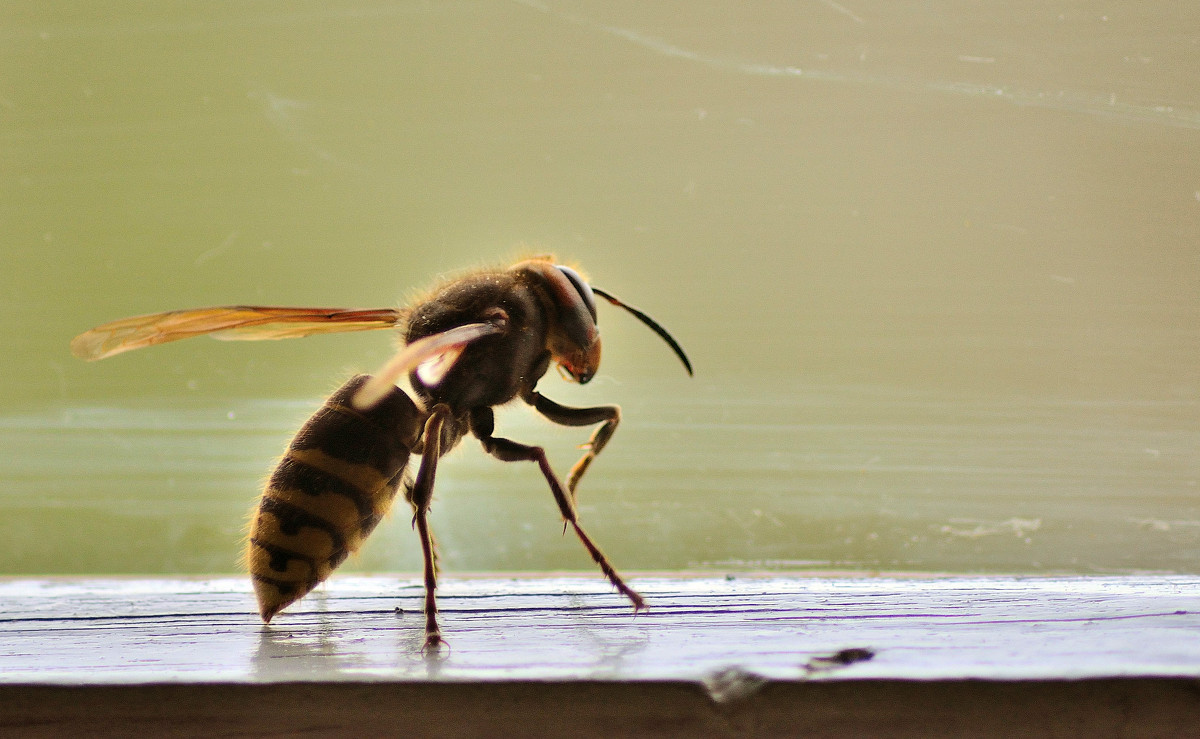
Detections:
[70, 306, 403, 361]
[352, 322, 504, 409]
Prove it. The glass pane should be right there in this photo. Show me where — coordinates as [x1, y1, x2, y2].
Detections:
[3, 1, 1197, 577]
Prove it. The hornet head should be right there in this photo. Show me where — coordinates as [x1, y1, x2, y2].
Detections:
[511, 257, 693, 384]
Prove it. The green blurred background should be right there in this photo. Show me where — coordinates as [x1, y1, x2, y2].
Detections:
[2, 1, 1198, 576]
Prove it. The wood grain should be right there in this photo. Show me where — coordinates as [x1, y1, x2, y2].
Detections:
[1, 575, 1198, 736]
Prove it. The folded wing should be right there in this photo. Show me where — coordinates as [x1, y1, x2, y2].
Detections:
[70, 306, 403, 361]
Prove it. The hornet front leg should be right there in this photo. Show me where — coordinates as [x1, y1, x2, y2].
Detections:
[522, 389, 620, 502]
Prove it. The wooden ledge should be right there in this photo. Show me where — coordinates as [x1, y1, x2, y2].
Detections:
[2, 575, 1198, 736]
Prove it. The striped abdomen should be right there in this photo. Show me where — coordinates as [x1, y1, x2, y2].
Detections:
[248, 374, 423, 622]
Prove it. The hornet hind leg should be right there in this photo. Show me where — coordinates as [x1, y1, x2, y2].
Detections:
[410, 404, 452, 650]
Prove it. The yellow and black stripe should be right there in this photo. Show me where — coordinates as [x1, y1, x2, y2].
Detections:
[247, 374, 422, 622]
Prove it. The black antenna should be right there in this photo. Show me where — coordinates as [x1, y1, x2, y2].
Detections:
[591, 286, 693, 376]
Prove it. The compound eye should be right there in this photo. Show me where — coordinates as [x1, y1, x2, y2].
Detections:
[555, 265, 597, 322]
